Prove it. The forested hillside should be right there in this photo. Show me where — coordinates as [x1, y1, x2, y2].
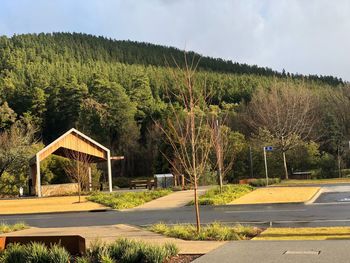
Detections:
[0, 32, 348, 190]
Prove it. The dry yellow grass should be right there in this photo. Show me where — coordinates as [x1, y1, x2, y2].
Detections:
[0, 196, 108, 214]
[254, 227, 350, 240]
[230, 187, 320, 205]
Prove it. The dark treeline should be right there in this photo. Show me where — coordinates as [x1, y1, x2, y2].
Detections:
[0, 32, 347, 187]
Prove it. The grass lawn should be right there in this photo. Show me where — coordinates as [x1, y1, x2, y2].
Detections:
[230, 186, 320, 205]
[278, 178, 350, 186]
[0, 196, 106, 214]
[254, 227, 350, 240]
[149, 222, 261, 241]
[88, 189, 172, 209]
[190, 184, 254, 205]
[0, 222, 28, 234]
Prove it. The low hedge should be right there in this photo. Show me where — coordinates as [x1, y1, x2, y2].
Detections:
[87, 189, 172, 209]
[248, 178, 281, 187]
[150, 222, 261, 241]
[0, 239, 178, 263]
[191, 184, 254, 205]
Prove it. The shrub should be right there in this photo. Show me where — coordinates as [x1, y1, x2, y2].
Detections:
[192, 184, 254, 205]
[25, 242, 50, 263]
[48, 244, 70, 263]
[150, 222, 261, 241]
[0, 243, 26, 263]
[88, 189, 172, 209]
[248, 178, 280, 187]
[108, 238, 178, 263]
[113, 177, 130, 188]
[0, 222, 28, 234]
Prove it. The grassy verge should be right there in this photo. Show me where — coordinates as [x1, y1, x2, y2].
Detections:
[278, 178, 350, 186]
[149, 222, 261, 241]
[87, 189, 172, 209]
[254, 227, 350, 240]
[0, 222, 28, 234]
[0, 238, 178, 263]
[189, 184, 254, 205]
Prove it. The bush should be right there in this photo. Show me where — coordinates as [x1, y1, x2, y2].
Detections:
[192, 184, 254, 205]
[0, 222, 28, 234]
[48, 244, 70, 263]
[248, 178, 280, 187]
[150, 222, 261, 241]
[88, 189, 172, 209]
[25, 242, 51, 263]
[113, 177, 130, 188]
[90, 238, 178, 263]
[0, 243, 27, 263]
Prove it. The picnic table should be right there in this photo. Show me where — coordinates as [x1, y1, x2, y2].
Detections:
[129, 179, 155, 190]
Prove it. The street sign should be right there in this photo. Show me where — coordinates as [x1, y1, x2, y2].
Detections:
[264, 146, 273, 151]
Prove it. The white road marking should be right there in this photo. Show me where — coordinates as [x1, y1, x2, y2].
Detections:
[224, 209, 306, 213]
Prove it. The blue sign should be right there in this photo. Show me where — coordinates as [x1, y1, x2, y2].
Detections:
[264, 146, 273, 151]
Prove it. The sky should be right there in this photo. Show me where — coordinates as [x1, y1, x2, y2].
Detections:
[0, 0, 349, 80]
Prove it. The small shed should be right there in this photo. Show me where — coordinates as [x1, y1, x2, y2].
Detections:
[29, 128, 113, 197]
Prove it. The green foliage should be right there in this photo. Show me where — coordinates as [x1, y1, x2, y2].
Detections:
[0, 243, 69, 263]
[0, 222, 28, 234]
[25, 242, 50, 263]
[48, 244, 70, 263]
[248, 178, 281, 187]
[112, 177, 130, 188]
[88, 238, 178, 263]
[87, 189, 171, 209]
[193, 184, 254, 205]
[150, 222, 260, 241]
[0, 172, 27, 195]
[0, 243, 26, 263]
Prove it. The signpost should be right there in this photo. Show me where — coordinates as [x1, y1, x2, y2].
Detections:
[263, 146, 273, 186]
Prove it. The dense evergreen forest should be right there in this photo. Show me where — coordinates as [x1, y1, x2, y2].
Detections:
[0, 32, 349, 191]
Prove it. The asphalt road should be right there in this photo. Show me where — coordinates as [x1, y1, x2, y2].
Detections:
[1, 202, 350, 228]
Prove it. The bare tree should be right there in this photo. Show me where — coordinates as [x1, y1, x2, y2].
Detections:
[64, 150, 92, 203]
[244, 83, 318, 179]
[156, 55, 212, 233]
[210, 115, 244, 192]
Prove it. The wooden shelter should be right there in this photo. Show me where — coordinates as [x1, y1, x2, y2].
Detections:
[29, 128, 112, 197]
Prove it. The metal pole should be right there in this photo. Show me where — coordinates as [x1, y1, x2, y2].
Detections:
[263, 147, 269, 186]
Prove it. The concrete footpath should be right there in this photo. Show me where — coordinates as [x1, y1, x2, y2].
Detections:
[126, 186, 211, 211]
[5, 224, 225, 254]
[193, 240, 350, 263]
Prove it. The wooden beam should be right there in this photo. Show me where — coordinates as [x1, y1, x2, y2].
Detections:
[110, 156, 124, 160]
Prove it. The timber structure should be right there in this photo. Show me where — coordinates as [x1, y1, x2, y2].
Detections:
[29, 128, 113, 197]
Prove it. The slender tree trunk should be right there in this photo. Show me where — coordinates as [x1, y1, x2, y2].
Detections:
[283, 151, 288, 180]
[337, 146, 342, 178]
[194, 177, 201, 233]
[190, 88, 201, 233]
[218, 168, 223, 193]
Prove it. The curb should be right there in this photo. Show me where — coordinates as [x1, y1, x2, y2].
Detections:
[305, 188, 324, 205]
[0, 208, 112, 217]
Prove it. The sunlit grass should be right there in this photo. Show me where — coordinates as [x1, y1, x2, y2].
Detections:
[87, 189, 172, 209]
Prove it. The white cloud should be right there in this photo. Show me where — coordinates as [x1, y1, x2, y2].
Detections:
[0, 0, 349, 80]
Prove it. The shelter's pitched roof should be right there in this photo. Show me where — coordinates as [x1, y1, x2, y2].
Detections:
[30, 128, 110, 164]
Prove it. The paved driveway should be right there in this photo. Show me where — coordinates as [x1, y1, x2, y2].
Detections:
[193, 240, 350, 263]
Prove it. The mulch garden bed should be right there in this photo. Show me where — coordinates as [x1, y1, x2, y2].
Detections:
[167, 254, 203, 263]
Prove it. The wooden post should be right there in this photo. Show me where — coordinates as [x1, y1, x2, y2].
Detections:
[107, 150, 112, 192]
[88, 166, 92, 192]
[36, 154, 41, 197]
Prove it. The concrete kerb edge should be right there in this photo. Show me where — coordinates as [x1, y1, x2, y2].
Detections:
[0, 208, 112, 216]
[305, 187, 324, 205]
